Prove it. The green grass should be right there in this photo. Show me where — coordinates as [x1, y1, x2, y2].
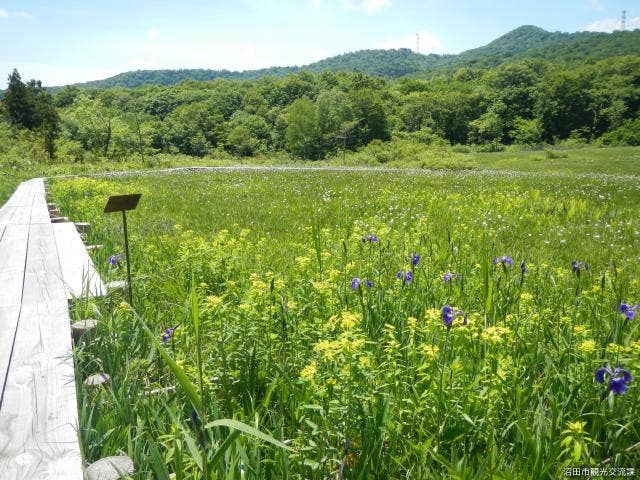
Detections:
[470, 146, 640, 175]
[2, 144, 639, 204]
[48, 160, 640, 479]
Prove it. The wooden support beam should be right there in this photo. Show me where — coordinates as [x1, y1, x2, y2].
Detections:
[70, 319, 98, 342]
[84, 456, 134, 480]
[74, 222, 91, 234]
[83, 373, 110, 387]
[106, 280, 128, 296]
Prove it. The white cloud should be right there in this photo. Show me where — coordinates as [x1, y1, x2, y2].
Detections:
[311, 0, 322, 8]
[377, 29, 445, 54]
[343, 0, 391, 13]
[0, 9, 32, 19]
[583, 16, 640, 32]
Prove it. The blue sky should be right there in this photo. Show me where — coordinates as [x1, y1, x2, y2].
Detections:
[0, 0, 638, 86]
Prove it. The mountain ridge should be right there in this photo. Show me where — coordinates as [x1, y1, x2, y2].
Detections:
[57, 25, 640, 89]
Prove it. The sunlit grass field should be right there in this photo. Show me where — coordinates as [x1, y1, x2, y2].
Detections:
[50, 164, 640, 479]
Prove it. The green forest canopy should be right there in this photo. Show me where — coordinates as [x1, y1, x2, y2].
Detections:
[0, 26, 639, 162]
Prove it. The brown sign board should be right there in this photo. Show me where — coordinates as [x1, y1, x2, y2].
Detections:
[104, 194, 142, 213]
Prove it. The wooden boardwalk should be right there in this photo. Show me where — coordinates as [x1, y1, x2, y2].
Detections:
[0, 178, 104, 479]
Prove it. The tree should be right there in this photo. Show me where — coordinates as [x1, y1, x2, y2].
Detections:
[348, 89, 390, 146]
[2, 70, 59, 159]
[285, 97, 323, 159]
[3, 69, 36, 128]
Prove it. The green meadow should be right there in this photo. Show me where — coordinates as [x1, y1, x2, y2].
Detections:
[47, 149, 640, 479]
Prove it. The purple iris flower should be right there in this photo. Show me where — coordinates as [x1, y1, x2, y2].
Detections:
[162, 325, 179, 345]
[107, 254, 123, 267]
[396, 271, 412, 284]
[596, 365, 633, 395]
[571, 260, 589, 274]
[618, 303, 639, 321]
[443, 272, 460, 282]
[493, 256, 514, 267]
[441, 305, 468, 328]
[411, 253, 421, 268]
[520, 260, 528, 274]
[361, 234, 379, 243]
[352, 277, 372, 290]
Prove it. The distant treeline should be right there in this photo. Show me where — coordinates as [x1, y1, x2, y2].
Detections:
[0, 54, 639, 163]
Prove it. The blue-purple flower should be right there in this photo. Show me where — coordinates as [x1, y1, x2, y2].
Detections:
[107, 253, 123, 267]
[361, 234, 379, 243]
[411, 253, 421, 268]
[351, 277, 373, 290]
[396, 270, 413, 284]
[441, 305, 468, 328]
[571, 260, 589, 274]
[618, 303, 639, 321]
[443, 272, 460, 282]
[596, 365, 632, 395]
[493, 256, 514, 267]
[520, 260, 528, 274]
[162, 325, 179, 345]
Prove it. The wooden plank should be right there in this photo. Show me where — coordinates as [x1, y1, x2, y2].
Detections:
[0, 224, 29, 392]
[0, 222, 83, 479]
[53, 223, 105, 299]
[3, 181, 35, 207]
[0, 206, 16, 224]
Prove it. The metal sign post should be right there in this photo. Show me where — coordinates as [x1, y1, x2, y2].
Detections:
[104, 194, 142, 306]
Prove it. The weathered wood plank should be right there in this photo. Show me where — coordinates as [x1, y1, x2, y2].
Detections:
[53, 223, 105, 299]
[0, 224, 29, 392]
[2, 183, 31, 208]
[0, 221, 83, 479]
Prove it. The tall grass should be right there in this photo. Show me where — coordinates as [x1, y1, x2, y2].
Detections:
[55, 166, 640, 478]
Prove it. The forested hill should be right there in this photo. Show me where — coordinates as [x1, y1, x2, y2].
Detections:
[67, 49, 440, 89]
[61, 25, 640, 89]
[430, 25, 640, 71]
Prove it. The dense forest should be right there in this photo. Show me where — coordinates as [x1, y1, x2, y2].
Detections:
[0, 26, 639, 164]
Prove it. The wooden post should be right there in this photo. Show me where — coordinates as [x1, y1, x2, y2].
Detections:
[85, 455, 134, 480]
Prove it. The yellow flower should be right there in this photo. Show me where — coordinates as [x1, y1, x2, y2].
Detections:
[407, 316, 417, 332]
[565, 421, 586, 435]
[206, 295, 224, 310]
[608, 343, 627, 355]
[358, 355, 371, 369]
[339, 311, 359, 330]
[573, 325, 590, 336]
[481, 326, 512, 344]
[421, 344, 440, 360]
[300, 362, 317, 381]
[520, 292, 534, 305]
[295, 256, 311, 269]
[578, 339, 596, 354]
[424, 308, 441, 325]
[559, 316, 572, 326]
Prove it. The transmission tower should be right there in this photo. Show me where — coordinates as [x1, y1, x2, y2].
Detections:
[416, 33, 419, 54]
[622, 10, 626, 30]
